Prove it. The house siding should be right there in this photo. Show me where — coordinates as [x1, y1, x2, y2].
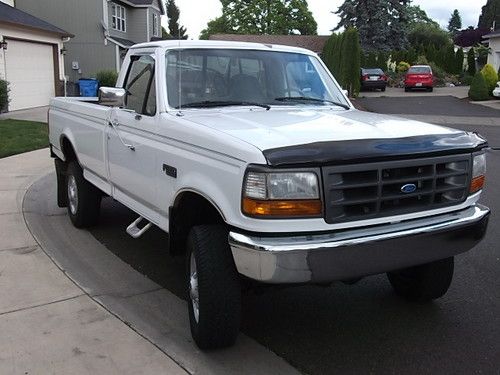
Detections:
[487, 37, 500, 72]
[15, 0, 111, 78]
[108, 3, 148, 43]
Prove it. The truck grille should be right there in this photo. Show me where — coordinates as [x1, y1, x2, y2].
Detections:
[322, 154, 471, 223]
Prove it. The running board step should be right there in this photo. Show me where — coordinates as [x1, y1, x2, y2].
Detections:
[126, 216, 152, 239]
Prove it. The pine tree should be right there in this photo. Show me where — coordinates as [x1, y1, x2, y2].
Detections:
[340, 28, 361, 97]
[469, 72, 489, 101]
[167, 0, 188, 39]
[467, 48, 476, 76]
[447, 9, 462, 36]
[334, 0, 410, 52]
[455, 48, 464, 74]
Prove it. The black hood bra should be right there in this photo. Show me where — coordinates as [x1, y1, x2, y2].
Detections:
[263, 132, 488, 167]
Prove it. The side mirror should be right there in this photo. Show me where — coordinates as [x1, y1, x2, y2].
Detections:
[98, 87, 126, 107]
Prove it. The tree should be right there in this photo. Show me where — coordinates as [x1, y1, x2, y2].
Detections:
[467, 48, 476, 76]
[469, 72, 490, 101]
[199, 16, 232, 39]
[408, 23, 451, 51]
[219, 0, 317, 35]
[334, 0, 410, 52]
[166, 0, 188, 39]
[455, 48, 464, 74]
[478, 0, 500, 30]
[340, 28, 361, 96]
[454, 27, 490, 48]
[161, 26, 171, 40]
[447, 9, 462, 36]
[407, 5, 439, 28]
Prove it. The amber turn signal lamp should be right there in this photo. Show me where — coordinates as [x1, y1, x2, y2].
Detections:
[470, 175, 485, 194]
[243, 198, 322, 217]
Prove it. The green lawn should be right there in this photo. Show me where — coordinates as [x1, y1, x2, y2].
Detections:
[0, 119, 49, 158]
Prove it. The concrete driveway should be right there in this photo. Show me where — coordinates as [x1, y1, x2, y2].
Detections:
[0, 106, 49, 122]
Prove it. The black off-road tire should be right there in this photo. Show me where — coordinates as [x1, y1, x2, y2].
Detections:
[428, 87, 434, 92]
[66, 161, 101, 228]
[405, 87, 410, 92]
[186, 225, 241, 349]
[387, 257, 454, 302]
[381, 87, 386, 92]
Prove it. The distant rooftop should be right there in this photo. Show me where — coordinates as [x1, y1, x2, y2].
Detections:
[209, 34, 330, 54]
[0, 2, 73, 37]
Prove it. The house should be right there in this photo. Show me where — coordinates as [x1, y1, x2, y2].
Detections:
[483, 31, 500, 72]
[15, 0, 165, 84]
[0, 1, 72, 111]
[209, 34, 331, 55]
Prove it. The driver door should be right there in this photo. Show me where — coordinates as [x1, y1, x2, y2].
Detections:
[107, 54, 159, 222]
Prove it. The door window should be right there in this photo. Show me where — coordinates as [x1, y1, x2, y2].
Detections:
[124, 55, 156, 116]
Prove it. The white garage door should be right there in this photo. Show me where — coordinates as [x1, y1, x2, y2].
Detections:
[5, 40, 55, 111]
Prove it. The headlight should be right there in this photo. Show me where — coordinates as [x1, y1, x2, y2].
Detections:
[470, 153, 486, 194]
[242, 171, 322, 218]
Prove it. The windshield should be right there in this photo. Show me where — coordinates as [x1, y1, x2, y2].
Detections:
[165, 49, 348, 109]
[361, 68, 384, 75]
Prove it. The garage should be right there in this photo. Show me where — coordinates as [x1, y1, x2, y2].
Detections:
[0, 1, 72, 112]
[5, 40, 55, 111]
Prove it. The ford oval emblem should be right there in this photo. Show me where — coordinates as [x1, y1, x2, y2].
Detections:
[401, 183, 417, 193]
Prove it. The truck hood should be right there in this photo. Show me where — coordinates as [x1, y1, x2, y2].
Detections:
[182, 107, 486, 165]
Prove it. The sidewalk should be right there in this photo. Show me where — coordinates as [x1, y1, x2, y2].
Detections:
[0, 149, 186, 374]
[0, 149, 301, 375]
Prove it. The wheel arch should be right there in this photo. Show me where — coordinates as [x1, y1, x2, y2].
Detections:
[169, 189, 227, 255]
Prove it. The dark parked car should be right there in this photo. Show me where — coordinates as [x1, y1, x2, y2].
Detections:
[404, 65, 434, 92]
[360, 68, 388, 91]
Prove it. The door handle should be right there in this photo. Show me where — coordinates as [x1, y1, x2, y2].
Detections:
[108, 120, 135, 151]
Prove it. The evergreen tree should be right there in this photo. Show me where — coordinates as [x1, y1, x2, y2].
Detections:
[340, 28, 361, 96]
[167, 0, 188, 39]
[219, 0, 317, 35]
[469, 72, 489, 101]
[467, 48, 476, 76]
[455, 48, 464, 74]
[334, 0, 410, 51]
[478, 0, 500, 30]
[447, 9, 462, 36]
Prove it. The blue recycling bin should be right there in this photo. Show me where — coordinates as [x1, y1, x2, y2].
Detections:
[79, 78, 99, 97]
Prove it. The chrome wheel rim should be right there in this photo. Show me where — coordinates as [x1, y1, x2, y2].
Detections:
[67, 175, 78, 215]
[189, 251, 200, 323]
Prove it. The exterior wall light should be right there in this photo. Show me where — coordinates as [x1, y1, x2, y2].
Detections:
[0, 40, 7, 50]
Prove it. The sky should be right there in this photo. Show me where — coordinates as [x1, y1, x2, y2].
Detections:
[162, 0, 485, 40]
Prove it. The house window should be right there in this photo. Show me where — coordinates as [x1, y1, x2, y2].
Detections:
[153, 13, 159, 37]
[112, 4, 126, 32]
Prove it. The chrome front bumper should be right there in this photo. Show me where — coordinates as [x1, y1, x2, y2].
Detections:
[229, 205, 490, 284]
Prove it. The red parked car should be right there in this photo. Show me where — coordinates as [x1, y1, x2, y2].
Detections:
[404, 65, 434, 92]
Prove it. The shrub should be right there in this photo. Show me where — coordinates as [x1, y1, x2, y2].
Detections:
[480, 64, 498, 93]
[429, 62, 446, 86]
[397, 61, 410, 73]
[468, 72, 490, 101]
[415, 55, 429, 65]
[461, 74, 474, 86]
[0, 79, 9, 113]
[95, 70, 118, 87]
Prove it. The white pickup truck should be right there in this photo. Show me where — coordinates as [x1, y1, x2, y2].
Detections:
[49, 40, 490, 349]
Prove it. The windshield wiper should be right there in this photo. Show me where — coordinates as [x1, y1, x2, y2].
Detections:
[274, 96, 350, 110]
[175, 100, 271, 110]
